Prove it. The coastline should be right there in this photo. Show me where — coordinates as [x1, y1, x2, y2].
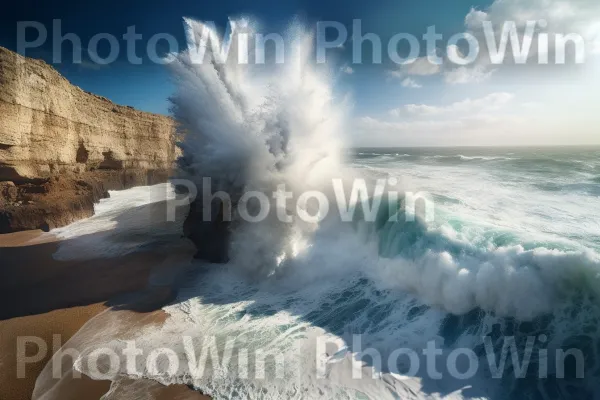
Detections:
[0, 229, 57, 247]
[0, 302, 109, 400]
[0, 231, 209, 400]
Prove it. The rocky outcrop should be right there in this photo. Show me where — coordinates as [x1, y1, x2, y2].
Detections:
[182, 193, 232, 263]
[0, 47, 178, 233]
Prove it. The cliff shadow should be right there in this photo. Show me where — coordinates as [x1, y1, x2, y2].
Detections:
[0, 198, 194, 320]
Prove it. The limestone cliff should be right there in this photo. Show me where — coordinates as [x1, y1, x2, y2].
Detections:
[0, 47, 178, 233]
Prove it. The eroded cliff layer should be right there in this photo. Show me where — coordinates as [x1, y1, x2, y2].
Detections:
[0, 47, 178, 233]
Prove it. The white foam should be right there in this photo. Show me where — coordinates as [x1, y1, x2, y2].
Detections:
[50, 183, 183, 260]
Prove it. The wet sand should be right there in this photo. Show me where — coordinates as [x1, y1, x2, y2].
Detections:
[0, 230, 178, 319]
[0, 302, 109, 400]
[0, 231, 209, 400]
[0, 229, 57, 247]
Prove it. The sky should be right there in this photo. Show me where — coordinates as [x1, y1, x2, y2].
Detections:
[1, 0, 599, 147]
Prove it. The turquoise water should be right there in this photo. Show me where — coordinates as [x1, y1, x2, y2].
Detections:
[352, 146, 600, 253]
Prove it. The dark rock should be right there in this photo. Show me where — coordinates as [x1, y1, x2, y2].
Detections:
[0, 181, 18, 203]
[183, 197, 231, 263]
[0, 169, 171, 234]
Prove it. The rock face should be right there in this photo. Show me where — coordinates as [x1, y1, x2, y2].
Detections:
[182, 193, 232, 263]
[0, 47, 178, 233]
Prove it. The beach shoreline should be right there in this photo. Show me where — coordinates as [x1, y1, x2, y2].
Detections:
[0, 230, 209, 400]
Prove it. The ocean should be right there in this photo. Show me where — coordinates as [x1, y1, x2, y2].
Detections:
[42, 146, 600, 400]
[353, 146, 600, 255]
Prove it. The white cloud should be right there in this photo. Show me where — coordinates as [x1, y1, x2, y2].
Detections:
[429, 0, 600, 87]
[401, 78, 422, 88]
[386, 0, 600, 87]
[354, 112, 529, 147]
[465, 9, 488, 30]
[392, 92, 514, 117]
[341, 66, 354, 74]
[446, 44, 465, 61]
[358, 116, 463, 133]
[464, 0, 600, 64]
[389, 56, 442, 79]
[402, 57, 442, 76]
[353, 109, 600, 146]
[468, 0, 600, 31]
[444, 65, 496, 84]
[401, 104, 440, 116]
[355, 82, 600, 146]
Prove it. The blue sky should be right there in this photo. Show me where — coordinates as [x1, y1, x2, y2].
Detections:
[2, 0, 599, 146]
[0, 0, 485, 114]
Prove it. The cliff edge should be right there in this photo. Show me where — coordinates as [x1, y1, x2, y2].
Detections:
[0, 47, 178, 233]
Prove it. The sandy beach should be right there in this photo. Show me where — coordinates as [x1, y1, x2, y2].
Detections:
[0, 231, 208, 400]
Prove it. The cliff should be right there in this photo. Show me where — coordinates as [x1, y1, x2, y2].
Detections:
[0, 47, 178, 233]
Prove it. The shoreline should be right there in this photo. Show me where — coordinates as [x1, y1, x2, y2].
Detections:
[0, 230, 209, 400]
[0, 302, 109, 400]
[0, 229, 57, 247]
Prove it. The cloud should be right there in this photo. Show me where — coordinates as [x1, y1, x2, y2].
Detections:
[354, 93, 528, 146]
[353, 109, 597, 146]
[402, 57, 442, 76]
[359, 116, 463, 133]
[467, 0, 600, 31]
[354, 112, 527, 146]
[389, 56, 442, 79]
[401, 78, 422, 88]
[385, 0, 600, 87]
[465, 9, 488, 30]
[390, 92, 514, 117]
[354, 87, 600, 146]
[341, 66, 354, 74]
[444, 65, 496, 84]
[463, 0, 600, 65]
[415, 0, 600, 86]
